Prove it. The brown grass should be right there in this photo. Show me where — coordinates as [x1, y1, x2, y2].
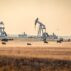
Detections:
[0, 56, 71, 71]
[0, 41, 71, 71]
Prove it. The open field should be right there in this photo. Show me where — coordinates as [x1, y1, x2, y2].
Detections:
[0, 40, 71, 71]
[0, 56, 71, 71]
[0, 40, 71, 60]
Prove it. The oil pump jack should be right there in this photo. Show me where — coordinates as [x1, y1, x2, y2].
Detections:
[35, 18, 49, 43]
[0, 21, 7, 37]
[0, 21, 13, 42]
[35, 18, 46, 36]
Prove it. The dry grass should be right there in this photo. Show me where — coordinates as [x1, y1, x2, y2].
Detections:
[0, 45, 71, 61]
[0, 40, 71, 71]
[0, 56, 71, 71]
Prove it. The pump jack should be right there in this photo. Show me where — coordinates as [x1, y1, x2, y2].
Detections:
[35, 18, 49, 43]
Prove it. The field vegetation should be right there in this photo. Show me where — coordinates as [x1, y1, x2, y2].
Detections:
[0, 56, 71, 71]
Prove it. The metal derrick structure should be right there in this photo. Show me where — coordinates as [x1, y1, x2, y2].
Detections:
[0, 21, 7, 37]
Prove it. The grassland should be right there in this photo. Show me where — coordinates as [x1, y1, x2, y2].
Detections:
[0, 56, 71, 71]
[0, 40, 71, 71]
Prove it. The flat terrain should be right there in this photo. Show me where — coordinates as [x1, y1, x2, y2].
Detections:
[0, 56, 71, 71]
[0, 40, 71, 71]
[0, 40, 71, 61]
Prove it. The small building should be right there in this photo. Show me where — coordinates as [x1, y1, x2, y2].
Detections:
[18, 32, 27, 38]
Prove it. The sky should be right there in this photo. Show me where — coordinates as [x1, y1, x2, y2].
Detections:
[0, 0, 71, 36]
